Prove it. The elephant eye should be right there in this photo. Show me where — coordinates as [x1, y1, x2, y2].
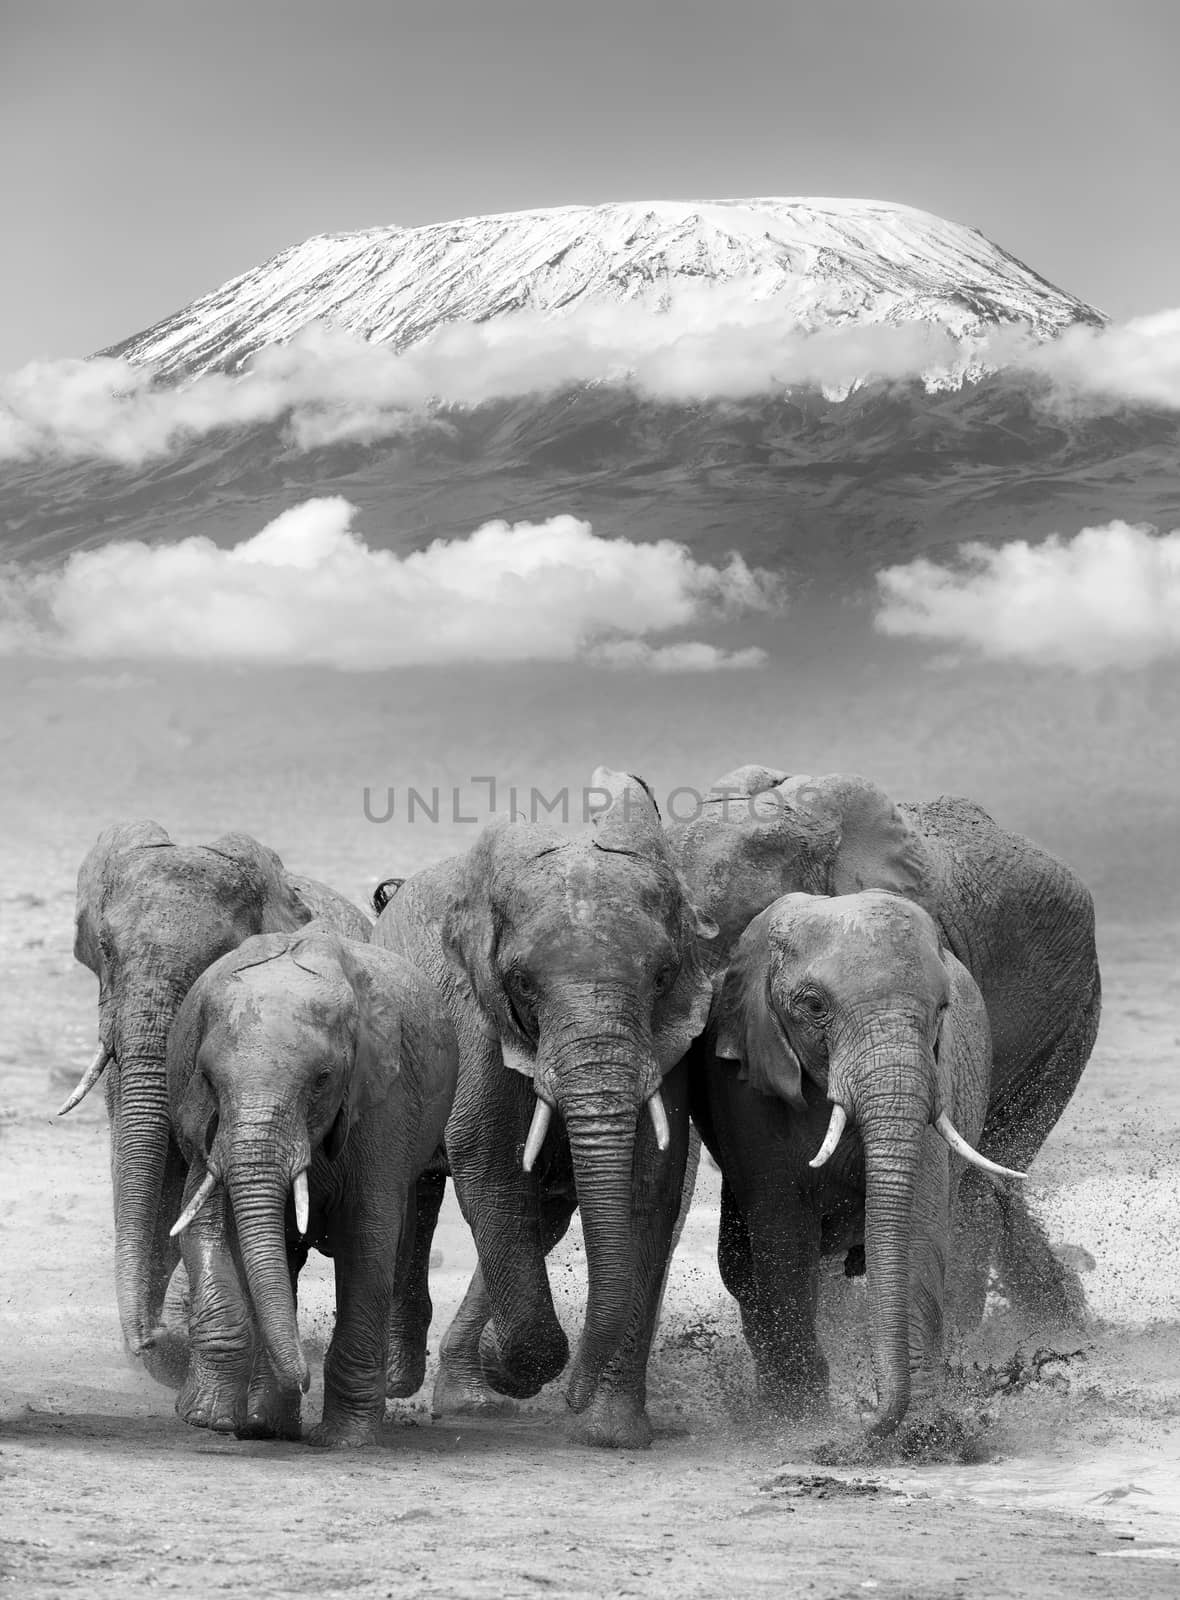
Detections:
[313, 1068, 332, 1091]
[652, 963, 678, 998]
[793, 989, 829, 1023]
[933, 1002, 949, 1046]
[508, 966, 536, 1000]
[505, 968, 539, 1042]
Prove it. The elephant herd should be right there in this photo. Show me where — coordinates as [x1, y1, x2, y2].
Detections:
[61, 764, 1101, 1450]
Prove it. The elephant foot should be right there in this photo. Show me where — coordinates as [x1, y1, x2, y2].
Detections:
[176, 1364, 246, 1434]
[140, 1326, 191, 1391]
[306, 1417, 379, 1450]
[386, 1297, 432, 1398]
[385, 1346, 427, 1400]
[236, 1391, 302, 1442]
[477, 1321, 568, 1401]
[431, 1361, 520, 1420]
[754, 1368, 831, 1423]
[566, 1387, 653, 1451]
[891, 1403, 992, 1465]
[235, 1368, 303, 1442]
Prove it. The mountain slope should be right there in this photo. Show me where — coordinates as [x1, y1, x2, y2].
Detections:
[6, 378, 1178, 581]
[101, 197, 1104, 378]
[6, 195, 1174, 578]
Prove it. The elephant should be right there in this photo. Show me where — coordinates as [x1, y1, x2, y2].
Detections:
[63, 819, 371, 1380]
[668, 766, 1101, 1330]
[165, 923, 457, 1447]
[693, 887, 1018, 1435]
[372, 769, 718, 1448]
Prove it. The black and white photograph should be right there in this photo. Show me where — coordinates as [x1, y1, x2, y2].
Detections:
[1, 1, 1178, 1594]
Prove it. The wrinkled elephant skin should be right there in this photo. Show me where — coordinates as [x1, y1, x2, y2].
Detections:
[67, 819, 370, 1379]
[374, 768, 716, 1449]
[167, 926, 456, 1447]
[694, 889, 995, 1436]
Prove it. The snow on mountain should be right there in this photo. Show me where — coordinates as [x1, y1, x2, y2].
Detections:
[102, 197, 1105, 379]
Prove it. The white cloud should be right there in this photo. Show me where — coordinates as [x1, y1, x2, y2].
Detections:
[0, 294, 966, 465]
[6, 286, 1180, 468]
[587, 639, 769, 671]
[875, 520, 1180, 669]
[0, 498, 784, 671]
[1014, 309, 1180, 411]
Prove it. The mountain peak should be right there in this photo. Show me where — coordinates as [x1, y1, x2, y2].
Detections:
[102, 196, 1104, 379]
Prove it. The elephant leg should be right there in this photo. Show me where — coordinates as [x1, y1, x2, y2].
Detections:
[946, 1166, 996, 1335]
[432, 1267, 513, 1419]
[740, 1192, 828, 1417]
[994, 1185, 1088, 1331]
[950, 1167, 1086, 1335]
[140, 1138, 190, 1390]
[386, 1156, 447, 1398]
[978, 976, 1099, 1327]
[446, 1062, 570, 1399]
[432, 1184, 577, 1419]
[650, 1125, 702, 1334]
[237, 1237, 309, 1441]
[567, 1061, 691, 1450]
[717, 1179, 756, 1306]
[176, 1180, 254, 1434]
[308, 1203, 403, 1449]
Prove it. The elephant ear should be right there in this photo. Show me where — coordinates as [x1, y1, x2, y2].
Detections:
[651, 881, 721, 1072]
[383, 958, 460, 1165]
[777, 774, 939, 920]
[440, 820, 536, 1072]
[589, 766, 665, 856]
[653, 956, 715, 1073]
[168, 977, 218, 1163]
[288, 874, 372, 939]
[206, 831, 310, 936]
[704, 765, 791, 801]
[74, 820, 173, 973]
[325, 943, 404, 1161]
[936, 950, 992, 1143]
[713, 909, 806, 1111]
[441, 824, 506, 1005]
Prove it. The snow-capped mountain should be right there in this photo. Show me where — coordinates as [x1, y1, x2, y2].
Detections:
[6, 196, 1174, 580]
[103, 197, 1104, 378]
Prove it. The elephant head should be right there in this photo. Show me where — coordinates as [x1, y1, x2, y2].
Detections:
[66, 820, 358, 1360]
[716, 889, 1019, 1433]
[443, 768, 717, 1407]
[667, 766, 941, 967]
[167, 927, 433, 1394]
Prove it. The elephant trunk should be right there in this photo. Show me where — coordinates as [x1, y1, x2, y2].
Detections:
[561, 1095, 639, 1411]
[836, 1037, 933, 1436]
[110, 987, 182, 1355]
[224, 1112, 309, 1394]
[537, 993, 654, 1414]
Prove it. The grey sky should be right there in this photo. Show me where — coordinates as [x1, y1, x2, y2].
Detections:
[2, 0, 1177, 369]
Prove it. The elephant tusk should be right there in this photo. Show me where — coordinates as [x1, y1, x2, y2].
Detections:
[169, 1171, 219, 1237]
[935, 1112, 1026, 1181]
[647, 1088, 670, 1153]
[293, 1169, 310, 1235]
[521, 1098, 552, 1173]
[57, 1046, 111, 1117]
[808, 1103, 848, 1169]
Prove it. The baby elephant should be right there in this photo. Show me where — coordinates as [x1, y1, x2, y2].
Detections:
[166, 924, 457, 1447]
[691, 890, 1022, 1437]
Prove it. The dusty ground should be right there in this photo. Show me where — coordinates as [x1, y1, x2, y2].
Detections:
[3, 872, 1179, 1597]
